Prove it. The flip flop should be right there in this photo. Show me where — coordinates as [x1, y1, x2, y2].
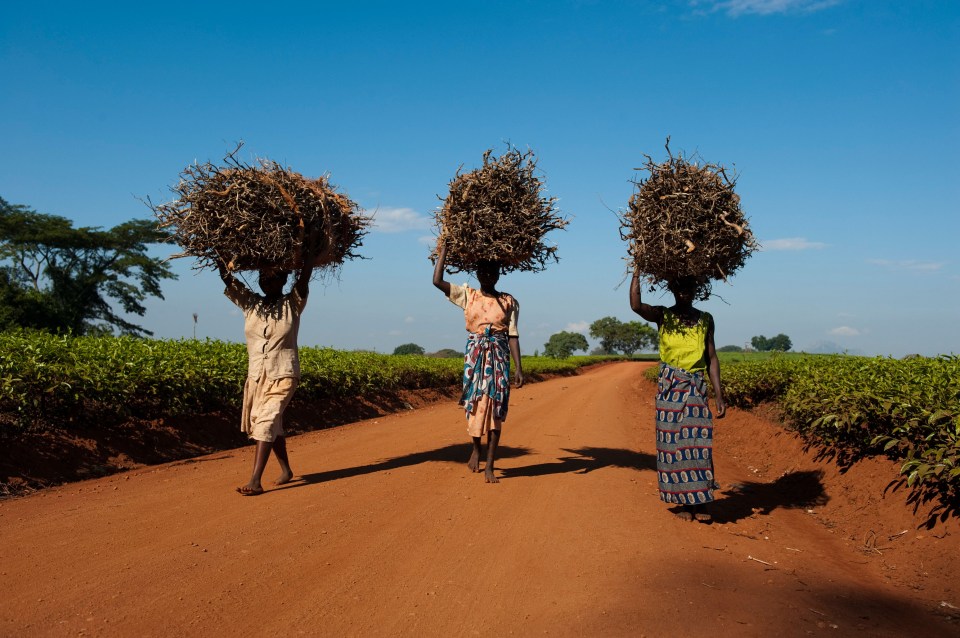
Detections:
[236, 485, 264, 496]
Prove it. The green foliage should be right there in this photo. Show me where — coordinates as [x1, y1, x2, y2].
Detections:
[750, 333, 792, 352]
[0, 332, 614, 431]
[717, 344, 744, 352]
[719, 354, 960, 502]
[589, 316, 657, 355]
[392, 343, 425, 356]
[543, 331, 589, 359]
[0, 197, 175, 336]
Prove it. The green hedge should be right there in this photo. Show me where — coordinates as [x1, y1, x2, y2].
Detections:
[0, 331, 622, 429]
[723, 355, 960, 500]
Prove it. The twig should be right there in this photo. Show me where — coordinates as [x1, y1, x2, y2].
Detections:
[747, 555, 774, 566]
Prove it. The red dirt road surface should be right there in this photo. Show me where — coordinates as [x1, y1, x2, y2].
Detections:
[2, 362, 958, 637]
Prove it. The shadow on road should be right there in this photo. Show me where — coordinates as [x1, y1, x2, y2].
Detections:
[282, 443, 532, 488]
[712, 469, 829, 524]
[501, 446, 657, 478]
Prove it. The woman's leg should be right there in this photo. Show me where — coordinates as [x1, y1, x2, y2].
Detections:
[238, 440, 273, 495]
[468, 437, 482, 472]
[485, 430, 500, 484]
[272, 435, 294, 485]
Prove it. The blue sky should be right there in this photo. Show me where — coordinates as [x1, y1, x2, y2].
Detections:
[2, 0, 957, 357]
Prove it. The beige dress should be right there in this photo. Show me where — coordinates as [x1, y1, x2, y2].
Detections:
[225, 281, 306, 442]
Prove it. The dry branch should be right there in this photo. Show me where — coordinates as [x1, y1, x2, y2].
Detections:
[620, 138, 758, 299]
[432, 147, 568, 274]
[149, 144, 369, 274]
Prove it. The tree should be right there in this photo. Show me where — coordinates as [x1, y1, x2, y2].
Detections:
[543, 331, 589, 359]
[718, 344, 744, 353]
[618, 321, 658, 355]
[767, 333, 792, 351]
[428, 348, 462, 358]
[589, 316, 622, 354]
[0, 197, 176, 336]
[750, 334, 792, 352]
[589, 316, 658, 355]
[392, 343, 425, 355]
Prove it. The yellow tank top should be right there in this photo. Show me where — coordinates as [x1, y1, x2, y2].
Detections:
[659, 309, 710, 374]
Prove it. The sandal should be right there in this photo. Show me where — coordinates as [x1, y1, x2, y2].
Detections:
[673, 506, 694, 522]
[692, 506, 713, 523]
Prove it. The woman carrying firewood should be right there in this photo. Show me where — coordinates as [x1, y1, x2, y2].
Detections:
[216, 240, 319, 496]
[433, 242, 524, 484]
[630, 269, 726, 522]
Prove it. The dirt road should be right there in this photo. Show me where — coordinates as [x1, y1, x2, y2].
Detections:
[1, 362, 956, 636]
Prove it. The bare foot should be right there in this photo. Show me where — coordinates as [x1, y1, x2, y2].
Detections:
[236, 484, 264, 496]
[467, 449, 481, 473]
[484, 469, 500, 484]
[273, 469, 294, 486]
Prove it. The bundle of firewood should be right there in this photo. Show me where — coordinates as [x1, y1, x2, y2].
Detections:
[432, 148, 568, 274]
[151, 146, 368, 273]
[621, 139, 757, 299]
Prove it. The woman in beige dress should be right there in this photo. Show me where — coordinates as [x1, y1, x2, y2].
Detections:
[217, 256, 315, 496]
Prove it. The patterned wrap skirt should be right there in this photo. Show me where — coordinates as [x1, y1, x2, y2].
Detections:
[655, 362, 716, 505]
[460, 328, 511, 434]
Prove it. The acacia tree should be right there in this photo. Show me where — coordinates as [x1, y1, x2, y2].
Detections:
[751, 334, 792, 352]
[589, 316, 657, 355]
[543, 331, 589, 358]
[393, 343, 425, 355]
[0, 197, 176, 336]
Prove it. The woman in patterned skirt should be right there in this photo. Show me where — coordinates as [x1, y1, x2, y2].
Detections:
[630, 269, 726, 521]
[433, 242, 524, 484]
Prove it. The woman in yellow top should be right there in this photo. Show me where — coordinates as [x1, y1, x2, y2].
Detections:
[630, 269, 726, 522]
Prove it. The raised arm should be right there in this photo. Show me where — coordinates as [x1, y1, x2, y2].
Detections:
[215, 255, 247, 301]
[432, 242, 451, 296]
[294, 228, 324, 299]
[629, 268, 664, 325]
[706, 315, 726, 418]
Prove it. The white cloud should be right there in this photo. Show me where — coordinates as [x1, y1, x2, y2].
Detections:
[370, 207, 432, 233]
[404, 316, 414, 324]
[829, 326, 860, 337]
[761, 237, 827, 251]
[693, 0, 844, 16]
[566, 321, 590, 333]
[867, 259, 945, 273]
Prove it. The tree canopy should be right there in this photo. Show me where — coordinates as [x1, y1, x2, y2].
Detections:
[588, 316, 657, 355]
[750, 334, 792, 352]
[718, 344, 744, 352]
[0, 197, 175, 336]
[393, 343, 425, 356]
[428, 348, 463, 359]
[543, 331, 589, 359]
